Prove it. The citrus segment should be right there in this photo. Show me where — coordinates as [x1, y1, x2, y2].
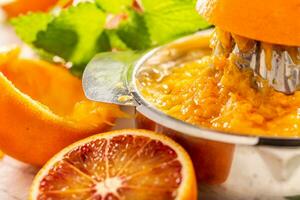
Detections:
[197, 0, 300, 46]
[0, 50, 122, 165]
[30, 129, 197, 200]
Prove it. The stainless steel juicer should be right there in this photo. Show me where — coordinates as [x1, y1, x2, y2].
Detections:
[82, 29, 300, 199]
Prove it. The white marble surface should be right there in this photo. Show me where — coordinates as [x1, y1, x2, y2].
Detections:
[0, 157, 37, 200]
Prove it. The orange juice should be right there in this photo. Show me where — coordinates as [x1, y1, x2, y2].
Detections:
[138, 55, 300, 137]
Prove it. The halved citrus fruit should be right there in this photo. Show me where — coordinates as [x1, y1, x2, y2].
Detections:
[197, 0, 300, 46]
[2, 0, 58, 18]
[29, 129, 197, 200]
[0, 49, 123, 165]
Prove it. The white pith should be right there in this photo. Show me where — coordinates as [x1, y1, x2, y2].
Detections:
[95, 177, 123, 198]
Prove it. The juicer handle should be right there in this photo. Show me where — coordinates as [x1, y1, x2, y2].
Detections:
[82, 51, 142, 106]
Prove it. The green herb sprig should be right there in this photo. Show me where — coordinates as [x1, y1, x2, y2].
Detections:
[11, 0, 210, 75]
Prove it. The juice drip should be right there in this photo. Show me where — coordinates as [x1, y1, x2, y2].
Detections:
[212, 28, 300, 94]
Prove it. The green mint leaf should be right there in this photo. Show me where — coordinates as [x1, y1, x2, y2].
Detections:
[96, 0, 133, 13]
[10, 13, 53, 43]
[141, 0, 210, 45]
[116, 10, 151, 50]
[105, 30, 129, 51]
[34, 3, 110, 74]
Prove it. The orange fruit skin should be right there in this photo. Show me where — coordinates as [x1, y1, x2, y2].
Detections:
[3, 0, 58, 18]
[29, 129, 197, 200]
[197, 0, 300, 46]
[0, 51, 119, 166]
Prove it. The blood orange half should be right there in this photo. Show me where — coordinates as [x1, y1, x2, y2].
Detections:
[29, 129, 197, 200]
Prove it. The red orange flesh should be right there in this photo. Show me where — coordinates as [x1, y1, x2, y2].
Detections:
[30, 130, 197, 200]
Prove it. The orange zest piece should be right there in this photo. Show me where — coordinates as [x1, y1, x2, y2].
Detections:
[29, 129, 197, 200]
[2, 0, 59, 18]
[0, 49, 123, 165]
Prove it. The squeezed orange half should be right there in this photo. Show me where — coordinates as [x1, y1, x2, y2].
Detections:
[0, 49, 123, 165]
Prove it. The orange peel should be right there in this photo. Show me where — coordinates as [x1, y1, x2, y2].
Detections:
[0, 49, 123, 165]
[2, 0, 58, 17]
[197, 0, 300, 46]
